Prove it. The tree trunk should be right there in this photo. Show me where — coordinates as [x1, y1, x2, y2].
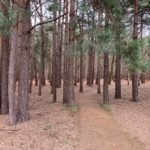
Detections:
[140, 73, 145, 84]
[56, 0, 62, 88]
[97, 55, 101, 94]
[51, 0, 57, 102]
[115, 54, 121, 99]
[17, 1, 30, 122]
[67, 0, 75, 106]
[39, 0, 46, 86]
[132, 73, 139, 101]
[103, 53, 109, 104]
[33, 57, 38, 86]
[87, 42, 94, 86]
[109, 55, 115, 84]
[63, 0, 69, 104]
[8, 1, 19, 125]
[79, 46, 83, 92]
[74, 57, 78, 86]
[79, 24, 84, 92]
[0, 0, 10, 115]
[29, 33, 34, 93]
[1, 36, 9, 114]
[132, 0, 139, 102]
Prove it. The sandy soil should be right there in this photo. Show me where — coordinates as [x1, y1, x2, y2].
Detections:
[0, 81, 150, 150]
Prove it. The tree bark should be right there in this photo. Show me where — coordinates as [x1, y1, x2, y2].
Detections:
[17, 1, 30, 122]
[39, 0, 46, 86]
[132, 0, 139, 102]
[0, 0, 10, 115]
[63, 0, 69, 104]
[56, 0, 62, 88]
[74, 57, 78, 86]
[109, 55, 115, 84]
[103, 53, 109, 104]
[51, 0, 57, 102]
[97, 55, 101, 94]
[8, 1, 19, 125]
[115, 54, 121, 98]
[1, 36, 9, 114]
[67, 0, 75, 106]
[79, 14, 84, 92]
[33, 57, 38, 86]
[87, 37, 94, 86]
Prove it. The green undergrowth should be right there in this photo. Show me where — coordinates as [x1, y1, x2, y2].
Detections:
[65, 104, 80, 113]
[43, 123, 52, 131]
[99, 104, 112, 112]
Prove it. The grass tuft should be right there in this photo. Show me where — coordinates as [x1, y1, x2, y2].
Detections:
[99, 104, 112, 112]
[65, 104, 80, 113]
[43, 123, 52, 131]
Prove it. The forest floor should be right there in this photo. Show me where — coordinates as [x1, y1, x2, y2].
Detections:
[0, 81, 150, 150]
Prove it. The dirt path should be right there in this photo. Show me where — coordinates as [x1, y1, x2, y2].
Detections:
[77, 86, 146, 150]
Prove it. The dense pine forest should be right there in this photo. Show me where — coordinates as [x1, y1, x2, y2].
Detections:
[0, 0, 150, 149]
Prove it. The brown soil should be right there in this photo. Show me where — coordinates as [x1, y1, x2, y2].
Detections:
[0, 86, 78, 150]
[0, 81, 150, 150]
[77, 84, 147, 150]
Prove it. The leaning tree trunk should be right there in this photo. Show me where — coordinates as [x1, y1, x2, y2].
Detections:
[132, 0, 139, 102]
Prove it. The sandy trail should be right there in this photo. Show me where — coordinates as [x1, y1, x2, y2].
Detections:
[77, 86, 146, 150]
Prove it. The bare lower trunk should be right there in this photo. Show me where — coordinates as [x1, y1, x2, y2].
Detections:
[1, 36, 9, 114]
[33, 57, 38, 86]
[103, 53, 109, 104]
[109, 55, 114, 84]
[97, 55, 101, 94]
[87, 46, 94, 86]
[132, 72, 139, 102]
[79, 45, 83, 93]
[0, 0, 10, 115]
[140, 73, 145, 84]
[115, 54, 121, 99]
[74, 58, 78, 86]
[29, 61, 33, 93]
